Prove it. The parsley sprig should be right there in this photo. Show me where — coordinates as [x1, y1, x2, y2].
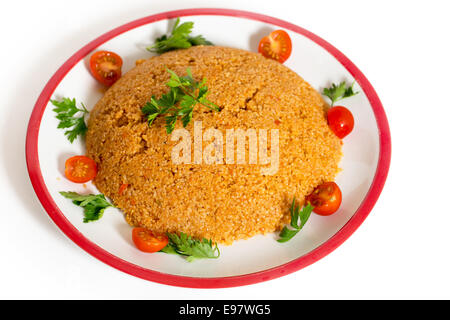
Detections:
[60, 192, 114, 223]
[322, 81, 359, 107]
[160, 232, 220, 262]
[142, 68, 219, 134]
[278, 198, 314, 243]
[147, 18, 213, 54]
[51, 97, 89, 143]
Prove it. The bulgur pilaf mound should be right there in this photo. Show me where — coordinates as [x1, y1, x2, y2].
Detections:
[86, 46, 342, 244]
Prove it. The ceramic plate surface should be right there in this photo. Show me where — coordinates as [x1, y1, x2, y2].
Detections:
[26, 8, 391, 288]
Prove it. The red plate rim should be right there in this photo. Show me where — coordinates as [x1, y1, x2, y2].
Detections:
[25, 8, 391, 288]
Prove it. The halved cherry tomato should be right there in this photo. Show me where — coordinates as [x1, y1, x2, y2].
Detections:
[327, 106, 354, 139]
[65, 155, 98, 183]
[306, 182, 342, 216]
[132, 228, 169, 253]
[258, 30, 292, 63]
[89, 50, 123, 86]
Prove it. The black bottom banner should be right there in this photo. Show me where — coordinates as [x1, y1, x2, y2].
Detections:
[0, 299, 444, 318]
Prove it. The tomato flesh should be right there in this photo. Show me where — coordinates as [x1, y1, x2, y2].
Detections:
[327, 106, 354, 139]
[89, 51, 123, 86]
[65, 155, 98, 183]
[132, 228, 169, 253]
[258, 30, 292, 63]
[306, 182, 342, 216]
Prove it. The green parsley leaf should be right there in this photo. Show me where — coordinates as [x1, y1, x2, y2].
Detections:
[146, 17, 213, 54]
[59, 191, 114, 223]
[180, 94, 196, 109]
[181, 109, 193, 128]
[278, 227, 300, 242]
[172, 18, 194, 37]
[159, 243, 178, 255]
[165, 114, 178, 134]
[322, 81, 359, 106]
[51, 97, 89, 143]
[160, 232, 220, 262]
[188, 35, 213, 46]
[142, 68, 220, 134]
[277, 199, 314, 243]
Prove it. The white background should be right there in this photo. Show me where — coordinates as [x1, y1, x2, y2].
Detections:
[0, 0, 449, 299]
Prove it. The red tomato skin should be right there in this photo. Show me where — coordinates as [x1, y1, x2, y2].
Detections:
[132, 228, 169, 253]
[306, 182, 342, 216]
[89, 51, 123, 86]
[327, 106, 354, 139]
[258, 30, 292, 63]
[64, 155, 98, 183]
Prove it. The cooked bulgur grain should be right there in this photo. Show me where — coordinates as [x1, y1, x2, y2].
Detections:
[86, 46, 342, 244]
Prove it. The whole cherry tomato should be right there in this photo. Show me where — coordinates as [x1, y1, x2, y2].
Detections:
[327, 106, 354, 139]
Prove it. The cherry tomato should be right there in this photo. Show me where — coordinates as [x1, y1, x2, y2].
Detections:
[132, 228, 169, 253]
[258, 30, 292, 63]
[306, 182, 342, 216]
[89, 51, 123, 86]
[65, 155, 98, 183]
[327, 106, 354, 139]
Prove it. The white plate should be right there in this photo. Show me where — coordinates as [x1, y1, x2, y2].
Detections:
[26, 8, 391, 288]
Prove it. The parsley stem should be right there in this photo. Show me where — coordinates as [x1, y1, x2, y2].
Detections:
[178, 82, 219, 111]
[80, 103, 89, 113]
